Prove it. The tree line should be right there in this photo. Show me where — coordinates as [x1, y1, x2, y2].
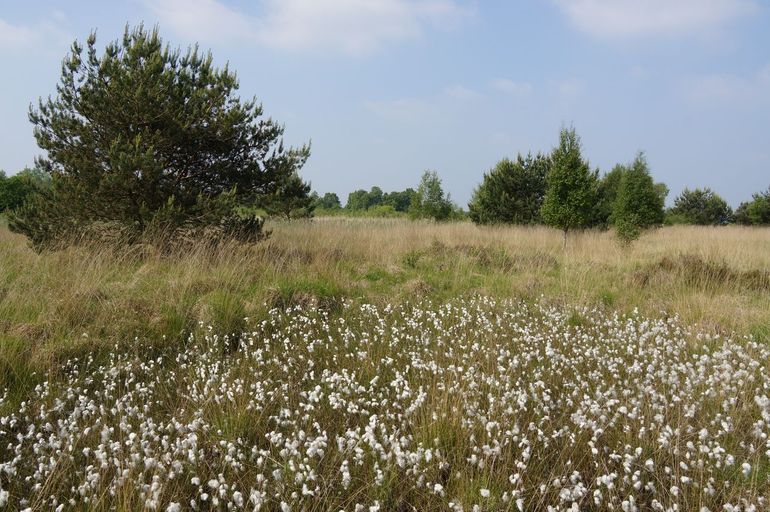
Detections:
[309, 127, 770, 244]
[309, 170, 463, 221]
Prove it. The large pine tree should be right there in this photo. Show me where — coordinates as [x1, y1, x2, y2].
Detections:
[11, 25, 310, 249]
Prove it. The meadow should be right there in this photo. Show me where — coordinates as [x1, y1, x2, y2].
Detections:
[1, 219, 770, 510]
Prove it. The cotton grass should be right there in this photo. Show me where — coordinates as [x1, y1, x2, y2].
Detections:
[0, 297, 768, 510]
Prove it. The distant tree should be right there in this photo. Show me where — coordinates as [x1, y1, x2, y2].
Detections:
[367, 186, 384, 209]
[744, 187, 770, 225]
[669, 188, 732, 225]
[313, 192, 341, 210]
[0, 167, 51, 212]
[346, 189, 370, 210]
[733, 187, 770, 225]
[468, 153, 549, 225]
[382, 188, 417, 212]
[654, 182, 669, 205]
[540, 127, 597, 246]
[612, 152, 665, 244]
[412, 170, 453, 221]
[592, 165, 625, 228]
[262, 172, 314, 219]
[10, 25, 309, 250]
[734, 202, 752, 225]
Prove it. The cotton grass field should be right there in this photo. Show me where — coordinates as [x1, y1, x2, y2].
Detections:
[1, 219, 770, 510]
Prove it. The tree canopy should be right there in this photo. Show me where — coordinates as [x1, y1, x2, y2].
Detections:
[612, 153, 666, 243]
[10, 25, 310, 249]
[669, 188, 732, 225]
[468, 153, 549, 225]
[540, 128, 597, 242]
[735, 187, 770, 225]
[412, 170, 455, 221]
[0, 168, 51, 213]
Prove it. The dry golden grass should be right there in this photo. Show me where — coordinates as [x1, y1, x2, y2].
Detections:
[0, 218, 768, 389]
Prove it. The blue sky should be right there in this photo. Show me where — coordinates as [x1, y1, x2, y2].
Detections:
[1, 0, 769, 207]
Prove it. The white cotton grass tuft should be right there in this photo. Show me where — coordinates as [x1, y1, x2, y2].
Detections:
[0, 297, 768, 509]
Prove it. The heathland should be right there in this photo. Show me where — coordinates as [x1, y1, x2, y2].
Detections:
[1, 218, 770, 510]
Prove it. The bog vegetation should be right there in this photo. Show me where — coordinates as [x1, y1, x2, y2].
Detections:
[1, 24, 770, 512]
[2, 297, 770, 511]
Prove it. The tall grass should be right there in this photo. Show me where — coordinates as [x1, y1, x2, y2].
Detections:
[1, 298, 769, 510]
[0, 219, 768, 388]
[1, 219, 770, 509]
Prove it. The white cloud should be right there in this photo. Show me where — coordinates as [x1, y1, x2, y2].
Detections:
[442, 85, 480, 100]
[145, 0, 472, 55]
[490, 78, 532, 96]
[0, 19, 37, 48]
[684, 65, 770, 104]
[0, 17, 68, 54]
[145, 0, 253, 42]
[553, 0, 759, 40]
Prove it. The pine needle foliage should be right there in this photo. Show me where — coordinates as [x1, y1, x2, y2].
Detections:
[11, 24, 309, 250]
[468, 153, 550, 225]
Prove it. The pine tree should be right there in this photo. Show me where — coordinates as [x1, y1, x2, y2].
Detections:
[263, 172, 314, 219]
[745, 187, 770, 225]
[669, 188, 732, 225]
[468, 153, 549, 225]
[540, 127, 597, 246]
[11, 25, 309, 249]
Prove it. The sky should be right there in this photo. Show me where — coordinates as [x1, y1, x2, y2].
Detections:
[1, 0, 769, 208]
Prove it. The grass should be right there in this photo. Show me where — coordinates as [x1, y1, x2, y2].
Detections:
[1, 298, 769, 510]
[1, 218, 770, 509]
[0, 218, 769, 388]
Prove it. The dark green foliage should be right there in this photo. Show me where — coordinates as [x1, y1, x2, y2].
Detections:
[7, 184, 78, 249]
[382, 188, 417, 212]
[592, 165, 625, 228]
[540, 128, 598, 240]
[345, 189, 370, 210]
[468, 153, 549, 225]
[669, 188, 732, 225]
[345, 187, 417, 213]
[735, 187, 770, 225]
[612, 153, 665, 244]
[345, 186, 392, 211]
[262, 172, 314, 219]
[734, 202, 752, 225]
[411, 170, 454, 221]
[312, 192, 342, 210]
[11, 25, 308, 249]
[367, 186, 384, 208]
[0, 168, 51, 212]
